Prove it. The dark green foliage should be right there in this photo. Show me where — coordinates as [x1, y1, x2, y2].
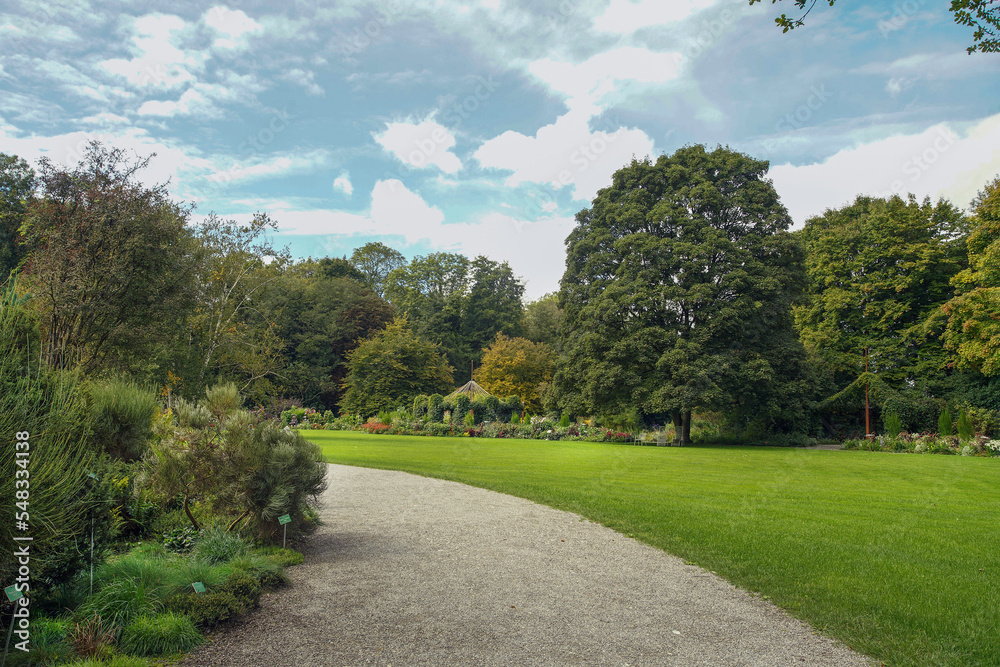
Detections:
[217, 573, 262, 609]
[118, 612, 203, 657]
[19, 142, 198, 375]
[882, 412, 902, 439]
[427, 394, 444, 422]
[164, 590, 244, 629]
[0, 153, 35, 281]
[85, 379, 158, 461]
[5, 617, 72, 666]
[453, 394, 471, 418]
[341, 318, 454, 417]
[939, 407, 954, 437]
[878, 391, 941, 433]
[413, 394, 428, 419]
[265, 263, 393, 409]
[796, 195, 967, 431]
[956, 409, 975, 441]
[469, 399, 487, 424]
[484, 395, 502, 421]
[0, 280, 111, 591]
[462, 256, 525, 356]
[556, 146, 810, 443]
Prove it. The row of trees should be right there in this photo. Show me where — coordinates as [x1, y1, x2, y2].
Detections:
[554, 145, 999, 442]
[0, 142, 556, 414]
[3, 141, 998, 442]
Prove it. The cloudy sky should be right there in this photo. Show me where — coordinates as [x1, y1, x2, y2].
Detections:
[2, 0, 998, 299]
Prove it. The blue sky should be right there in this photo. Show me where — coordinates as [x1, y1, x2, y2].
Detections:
[2, 0, 998, 299]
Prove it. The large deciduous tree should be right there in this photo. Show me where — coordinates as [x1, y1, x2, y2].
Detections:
[463, 256, 525, 357]
[795, 194, 967, 430]
[19, 142, 198, 375]
[941, 176, 1000, 375]
[350, 241, 405, 297]
[340, 317, 454, 417]
[184, 212, 290, 402]
[556, 145, 809, 444]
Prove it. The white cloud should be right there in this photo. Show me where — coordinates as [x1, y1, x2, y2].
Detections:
[374, 117, 463, 174]
[333, 172, 353, 196]
[770, 114, 1000, 225]
[100, 14, 204, 89]
[203, 7, 261, 50]
[370, 180, 446, 241]
[527, 47, 683, 114]
[594, 0, 721, 34]
[283, 68, 324, 96]
[136, 83, 240, 118]
[474, 107, 656, 202]
[254, 185, 575, 300]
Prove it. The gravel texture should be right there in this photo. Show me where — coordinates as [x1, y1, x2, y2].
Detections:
[180, 464, 874, 666]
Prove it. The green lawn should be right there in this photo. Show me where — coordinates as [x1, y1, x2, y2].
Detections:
[305, 430, 1000, 667]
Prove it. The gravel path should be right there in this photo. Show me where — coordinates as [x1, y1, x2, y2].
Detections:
[180, 464, 874, 666]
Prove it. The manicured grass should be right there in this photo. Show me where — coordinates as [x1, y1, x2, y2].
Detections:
[306, 430, 1000, 667]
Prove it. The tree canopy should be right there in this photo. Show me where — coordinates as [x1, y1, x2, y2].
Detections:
[941, 176, 1000, 375]
[475, 333, 555, 414]
[556, 145, 810, 442]
[19, 142, 198, 375]
[340, 317, 454, 416]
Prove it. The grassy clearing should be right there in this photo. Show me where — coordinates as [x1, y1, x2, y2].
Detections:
[306, 430, 1000, 667]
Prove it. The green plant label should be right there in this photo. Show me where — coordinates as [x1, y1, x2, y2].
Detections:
[4, 585, 22, 602]
[278, 514, 292, 525]
[191, 581, 206, 594]
[87, 471, 99, 480]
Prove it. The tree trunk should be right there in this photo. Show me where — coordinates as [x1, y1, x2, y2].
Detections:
[671, 411, 683, 444]
[682, 410, 691, 446]
[183, 494, 200, 531]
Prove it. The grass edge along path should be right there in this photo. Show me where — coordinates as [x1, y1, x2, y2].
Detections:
[304, 430, 1000, 667]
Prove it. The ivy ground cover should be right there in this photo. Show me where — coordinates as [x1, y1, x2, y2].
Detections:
[305, 431, 1000, 667]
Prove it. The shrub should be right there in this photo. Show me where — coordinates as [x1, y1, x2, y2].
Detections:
[956, 409, 975, 441]
[163, 591, 244, 629]
[428, 394, 444, 422]
[413, 394, 428, 419]
[203, 382, 241, 421]
[86, 379, 159, 461]
[883, 411, 903, 439]
[227, 553, 288, 588]
[454, 394, 471, 417]
[192, 527, 250, 565]
[560, 412, 571, 428]
[938, 408, 954, 437]
[118, 612, 203, 657]
[218, 573, 262, 609]
[174, 399, 211, 429]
